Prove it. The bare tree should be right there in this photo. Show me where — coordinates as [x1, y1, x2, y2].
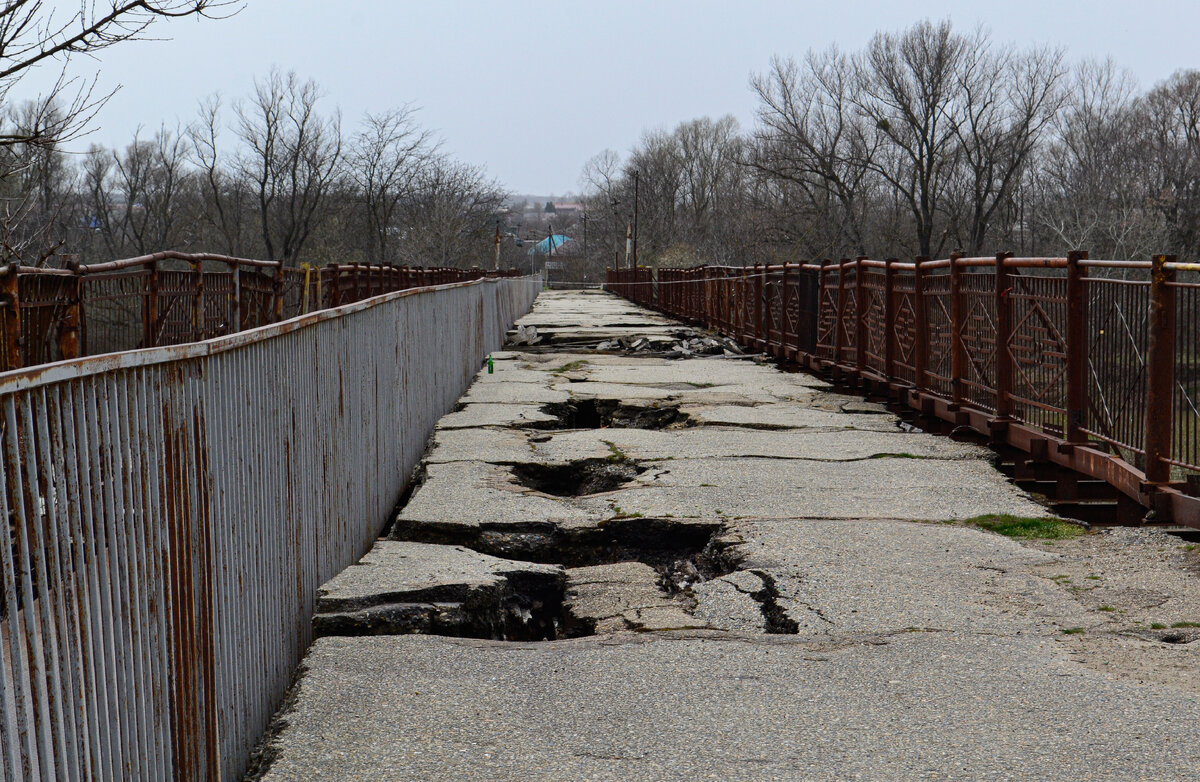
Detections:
[189, 94, 254, 254]
[1037, 59, 1161, 258]
[750, 49, 879, 256]
[349, 106, 435, 263]
[946, 42, 1066, 254]
[235, 69, 343, 266]
[1145, 69, 1200, 258]
[0, 2, 236, 149]
[396, 156, 504, 267]
[853, 19, 971, 257]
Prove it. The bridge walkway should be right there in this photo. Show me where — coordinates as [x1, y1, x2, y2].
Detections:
[253, 290, 1200, 781]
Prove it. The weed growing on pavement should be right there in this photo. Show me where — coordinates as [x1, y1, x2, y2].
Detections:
[966, 514, 1085, 540]
[552, 360, 588, 374]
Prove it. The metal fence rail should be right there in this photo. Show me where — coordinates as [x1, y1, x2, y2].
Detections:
[607, 254, 1200, 527]
[0, 252, 526, 372]
[0, 272, 540, 780]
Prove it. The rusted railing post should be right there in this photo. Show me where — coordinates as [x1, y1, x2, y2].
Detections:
[855, 256, 868, 374]
[326, 263, 340, 307]
[228, 260, 242, 334]
[300, 263, 312, 315]
[143, 258, 159, 348]
[1144, 254, 1177, 485]
[835, 259, 847, 367]
[191, 259, 204, 338]
[59, 260, 82, 360]
[273, 262, 285, 322]
[754, 264, 765, 347]
[1065, 250, 1088, 442]
[0, 265, 20, 369]
[949, 252, 965, 405]
[913, 256, 929, 391]
[995, 252, 1014, 419]
[883, 258, 897, 380]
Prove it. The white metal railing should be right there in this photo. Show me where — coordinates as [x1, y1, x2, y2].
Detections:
[0, 275, 540, 780]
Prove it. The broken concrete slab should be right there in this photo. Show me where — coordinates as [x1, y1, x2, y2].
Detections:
[397, 454, 1045, 546]
[459, 382, 569, 405]
[583, 457, 1049, 521]
[717, 519, 1089, 636]
[679, 401, 908, 431]
[564, 562, 699, 633]
[312, 541, 565, 641]
[691, 570, 768, 633]
[435, 403, 559, 430]
[426, 426, 995, 465]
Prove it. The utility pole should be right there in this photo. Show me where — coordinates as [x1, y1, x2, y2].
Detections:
[632, 169, 639, 268]
[624, 221, 633, 269]
[493, 220, 502, 270]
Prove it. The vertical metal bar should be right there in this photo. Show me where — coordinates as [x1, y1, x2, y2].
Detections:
[93, 380, 140, 781]
[884, 259, 897, 380]
[949, 253, 965, 405]
[301, 263, 312, 315]
[855, 257, 868, 373]
[835, 260, 847, 366]
[1065, 250, 1088, 442]
[4, 396, 56, 781]
[914, 257, 929, 392]
[273, 262, 285, 322]
[995, 252, 1014, 419]
[0, 406, 36, 779]
[59, 262, 82, 360]
[230, 262, 242, 334]
[145, 260, 159, 349]
[32, 390, 83, 781]
[73, 379, 120, 782]
[1145, 254, 1177, 485]
[1, 266, 22, 370]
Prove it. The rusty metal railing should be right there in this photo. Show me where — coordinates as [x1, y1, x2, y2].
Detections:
[0, 271, 540, 779]
[0, 252, 526, 372]
[607, 255, 1200, 527]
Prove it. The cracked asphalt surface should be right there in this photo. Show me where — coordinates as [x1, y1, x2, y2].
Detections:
[253, 291, 1200, 781]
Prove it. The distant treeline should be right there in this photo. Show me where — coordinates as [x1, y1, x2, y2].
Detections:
[576, 19, 1200, 272]
[0, 69, 506, 269]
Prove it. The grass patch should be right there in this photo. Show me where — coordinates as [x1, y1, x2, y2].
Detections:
[602, 440, 629, 463]
[1151, 623, 1167, 630]
[1180, 544, 1198, 552]
[1171, 621, 1200, 628]
[552, 360, 588, 374]
[966, 514, 1084, 540]
[1085, 575, 1101, 580]
[1062, 627, 1086, 635]
[1098, 605, 1116, 612]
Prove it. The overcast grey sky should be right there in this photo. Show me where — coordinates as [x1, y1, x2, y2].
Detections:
[24, 0, 1200, 195]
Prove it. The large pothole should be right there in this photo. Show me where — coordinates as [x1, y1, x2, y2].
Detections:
[529, 398, 690, 430]
[511, 458, 646, 496]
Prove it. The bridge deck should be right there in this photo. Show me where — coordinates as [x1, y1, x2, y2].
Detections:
[253, 290, 1200, 781]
